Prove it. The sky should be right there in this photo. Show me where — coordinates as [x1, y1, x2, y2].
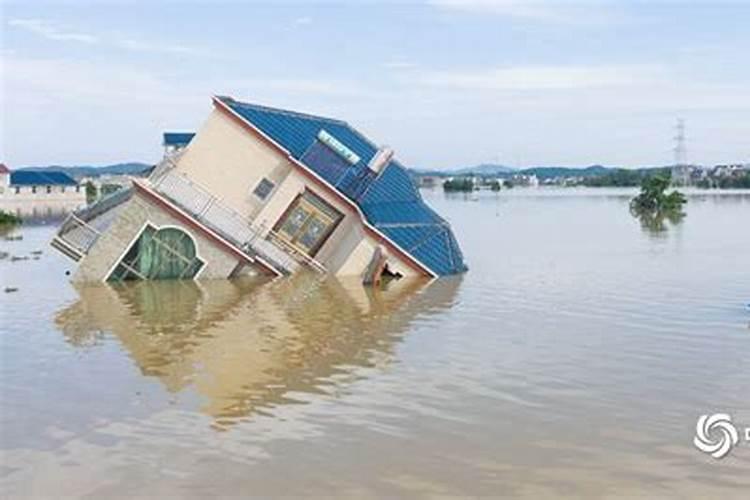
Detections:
[1, 0, 748, 169]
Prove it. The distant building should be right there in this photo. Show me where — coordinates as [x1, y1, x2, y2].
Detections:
[0, 165, 86, 219]
[510, 173, 539, 187]
[712, 164, 746, 178]
[417, 175, 441, 188]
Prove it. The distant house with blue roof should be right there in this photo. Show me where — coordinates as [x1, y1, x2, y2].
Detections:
[1, 164, 86, 219]
[52, 96, 466, 283]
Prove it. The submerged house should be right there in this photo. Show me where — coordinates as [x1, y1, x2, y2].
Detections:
[51, 96, 466, 283]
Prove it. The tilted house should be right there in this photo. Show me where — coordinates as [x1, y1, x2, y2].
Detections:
[51, 96, 467, 283]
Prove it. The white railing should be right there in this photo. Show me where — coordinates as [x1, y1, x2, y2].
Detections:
[148, 153, 182, 182]
[55, 214, 100, 255]
[150, 171, 325, 275]
[268, 230, 327, 274]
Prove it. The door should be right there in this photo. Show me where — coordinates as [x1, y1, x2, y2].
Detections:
[275, 191, 342, 256]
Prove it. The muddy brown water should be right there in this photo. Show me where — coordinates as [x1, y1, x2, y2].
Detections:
[1, 188, 749, 498]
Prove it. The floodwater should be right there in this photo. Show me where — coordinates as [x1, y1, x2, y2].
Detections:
[1, 188, 749, 498]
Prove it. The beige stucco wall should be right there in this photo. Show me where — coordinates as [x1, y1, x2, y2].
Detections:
[74, 191, 246, 283]
[170, 107, 420, 278]
[0, 185, 87, 219]
[175, 109, 293, 221]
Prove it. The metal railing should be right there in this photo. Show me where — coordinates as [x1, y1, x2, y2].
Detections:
[73, 187, 133, 224]
[267, 230, 328, 274]
[54, 214, 101, 256]
[52, 187, 134, 259]
[150, 171, 325, 275]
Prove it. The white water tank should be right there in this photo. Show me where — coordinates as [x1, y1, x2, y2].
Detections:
[368, 147, 394, 175]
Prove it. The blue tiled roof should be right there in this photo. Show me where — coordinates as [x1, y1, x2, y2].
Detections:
[11, 171, 77, 186]
[163, 132, 196, 146]
[220, 97, 467, 276]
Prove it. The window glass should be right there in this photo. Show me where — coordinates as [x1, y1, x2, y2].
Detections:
[252, 178, 275, 200]
[274, 191, 342, 255]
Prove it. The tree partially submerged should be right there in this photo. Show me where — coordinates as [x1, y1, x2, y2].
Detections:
[443, 178, 475, 192]
[630, 175, 687, 233]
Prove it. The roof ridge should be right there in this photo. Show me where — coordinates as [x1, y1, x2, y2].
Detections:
[221, 96, 349, 127]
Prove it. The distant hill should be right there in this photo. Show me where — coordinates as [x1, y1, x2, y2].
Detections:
[454, 164, 517, 176]
[18, 162, 152, 178]
[411, 164, 615, 178]
[411, 163, 516, 177]
[518, 165, 610, 179]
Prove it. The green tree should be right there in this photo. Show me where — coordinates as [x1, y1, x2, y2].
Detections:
[84, 181, 98, 203]
[100, 183, 123, 196]
[0, 210, 22, 226]
[630, 175, 687, 233]
[443, 178, 475, 192]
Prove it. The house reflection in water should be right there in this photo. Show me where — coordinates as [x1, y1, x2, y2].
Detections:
[55, 275, 461, 428]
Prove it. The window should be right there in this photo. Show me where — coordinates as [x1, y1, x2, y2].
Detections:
[32, 186, 37, 194]
[108, 225, 205, 282]
[252, 178, 275, 200]
[61, 186, 66, 193]
[14, 186, 20, 194]
[274, 191, 342, 256]
[46, 186, 52, 194]
[76, 186, 81, 193]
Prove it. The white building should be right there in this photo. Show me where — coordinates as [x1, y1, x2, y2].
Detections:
[0, 164, 86, 219]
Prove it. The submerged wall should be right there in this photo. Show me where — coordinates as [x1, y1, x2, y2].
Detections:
[74, 190, 248, 283]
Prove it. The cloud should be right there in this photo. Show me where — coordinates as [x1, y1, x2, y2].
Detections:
[293, 17, 313, 26]
[8, 18, 205, 56]
[115, 38, 203, 56]
[382, 61, 418, 70]
[8, 18, 98, 43]
[428, 0, 624, 24]
[415, 64, 665, 91]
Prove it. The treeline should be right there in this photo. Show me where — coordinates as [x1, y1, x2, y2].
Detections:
[443, 178, 475, 192]
[582, 168, 671, 187]
[443, 178, 503, 192]
[696, 173, 750, 189]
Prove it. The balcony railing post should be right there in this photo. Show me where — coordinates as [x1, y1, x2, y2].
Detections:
[150, 170, 326, 275]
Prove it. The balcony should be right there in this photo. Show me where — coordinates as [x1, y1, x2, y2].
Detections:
[149, 171, 325, 276]
[51, 187, 133, 261]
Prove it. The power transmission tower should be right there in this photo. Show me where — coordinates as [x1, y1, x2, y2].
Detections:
[671, 118, 690, 186]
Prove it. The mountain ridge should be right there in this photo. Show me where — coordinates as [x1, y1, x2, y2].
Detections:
[16, 162, 152, 178]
